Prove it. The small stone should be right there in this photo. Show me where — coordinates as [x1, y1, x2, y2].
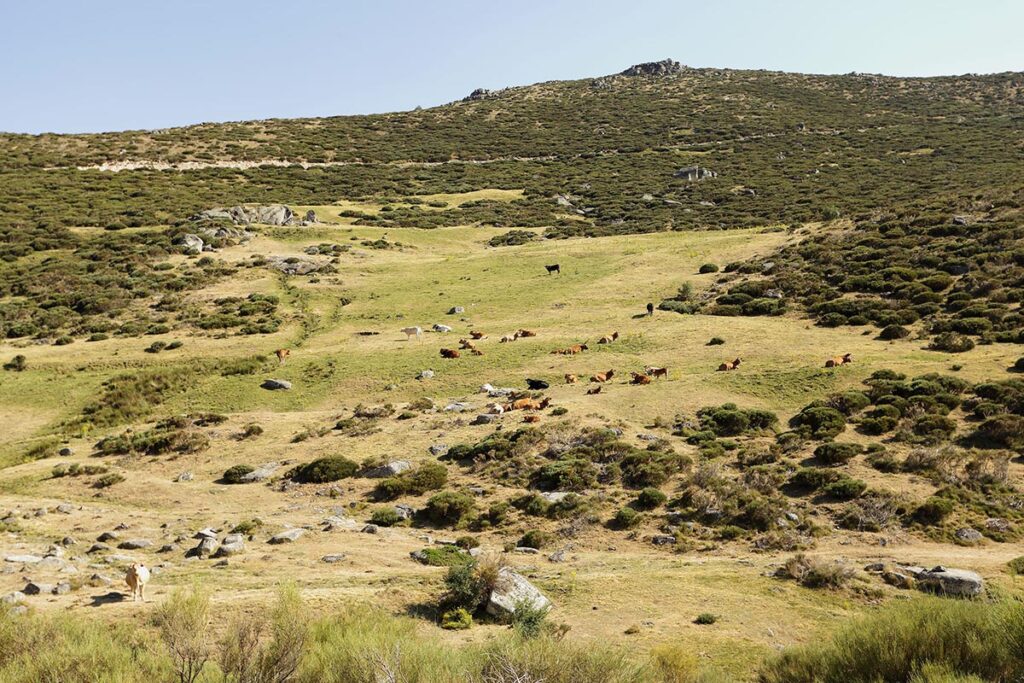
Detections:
[954, 528, 983, 543]
[118, 539, 153, 550]
[4, 554, 42, 564]
[321, 554, 347, 563]
[52, 581, 72, 595]
[447, 306, 465, 315]
[96, 531, 120, 542]
[23, 582, 54, 596]
[1, 591, 25, 605]
[261, 379, 292, 391]
[87, 543, 110, 554]
[361, 524, 380, 534]
[56, 504, 74, 514]
[416, 370, 435, 380]
[428, 444, 448, 456]
[175, 471, 194, 482]
[58, 447, 73, 457]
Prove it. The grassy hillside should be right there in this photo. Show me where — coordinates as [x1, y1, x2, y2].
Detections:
[0, 62, 1022, 681]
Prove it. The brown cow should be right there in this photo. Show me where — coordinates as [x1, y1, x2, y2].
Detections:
[470, 349, 484, 356]
[717, 358, 742, 372]
[516, 329, 538, 338]
[564, 373, 578, 384]
[825, 353, 853, 368]
[274, 349, 290, 365]
[586, 385, 603, 395]
[458, 338, 477, 350]
[523, 414, 541, 424]
[598, 331, 619, 344]
[590, 369, 615, 383]
[440, 348, 460, 359]
[630, 372, 652, 385]
[506, 397, 551, 412]
[552, 343, 589, 355]
[470, 330, 486, 340]
[645, 366, 668, 379]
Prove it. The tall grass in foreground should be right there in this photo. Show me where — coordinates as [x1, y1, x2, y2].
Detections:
[759, 597, 1024, 683]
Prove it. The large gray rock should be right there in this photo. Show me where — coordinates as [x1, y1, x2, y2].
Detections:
[268, 529, 305, 545]
[238, 462, 280, 483]
[907, 566, 984, 598]
[363, 461, 411, 478]
[118, 539, 152, 550]
[214, 534, 245, 557]
[486, 567, 551, 618]
[261, 379, 292, 391]
[954, 528, 983, 543]
[266, 256, 323, 275]
[620, 59, 684, 77]
[1, 591, 25, 605]
[4, 554, 42, 564]
[22, 582, 54, 596]
[176, 234, 204, 253]
[186, 536, 219, 558]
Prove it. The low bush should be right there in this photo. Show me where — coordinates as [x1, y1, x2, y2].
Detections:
[914, 496, 954, 525]
[613, 506, 642, 529]
[518, 529, 555, 549]
[814, 442, 862, 465]
[290, 456, 358, 483]
[635, 487, 667, 510]
[370, 508, 403, 527]
[424, 491, 476, 525]
[222, 464, 254, 484]
[779, 553, 855, 589]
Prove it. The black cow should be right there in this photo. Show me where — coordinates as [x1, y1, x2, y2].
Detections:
[545, 264, 560, 274]
[526, 378, 550, 390]
[646, 302, 654, 316]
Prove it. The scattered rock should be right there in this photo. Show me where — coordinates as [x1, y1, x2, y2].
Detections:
[268, 529, 305, 545]
[985, 518, 1010, 532]
[22, 582, 54, 596]
[486, 568, 551, 618]
[416, 370, 435, 380]
[88, 574, 113, 588]
[53, 581, 72, 595]
[471, 414, 497, 425]
[175, 472, 194, 482]
[512, 547, 539, 555]
[444, 402, 471, 412]
[548, 549, 567, 563]
[1, 591, 25, 605]
[363, 461, 411, 478]
[214, 534, 245, 557]
[58, 447, 73, 457]
[394, 505, 415, 521]
[186, 537, 219, 559]
[882, 569, 916, 590]
[238, 462, 280, 483]
[176, 233, 205, 253]
[195, 528, 218, 540]
[361, 524, 380, 534]
[651, 535, 677, 546]
[905, 566, 985, 597]
[540, 492, 570, 503]
[447, 306, 465, 315]
[87, 543, 110, 554]
[118, 539, 152, 550]
[429, 444, 448, 456]
[432, 324, 452, 333]
[261, 379, 292, 391]
[954, 528, 983, 543]
[97, 531, 120, 543]
[5, 553, 44, 564]
[60, 536, 76, 546]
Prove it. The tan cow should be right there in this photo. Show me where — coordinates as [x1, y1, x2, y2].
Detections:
[598, 331, 619, 344]
[825, 353, 853, 368]
[274, 349, 290, 364]
[590, 369, 615, 383]
[125, 563, 150, 602]
[717, 358, 742, 372]
[645, 366, 668, 379]
[630, 372, 652, 385]
[564, 373, 578, 384]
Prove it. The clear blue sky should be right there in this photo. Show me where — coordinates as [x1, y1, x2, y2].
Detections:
[2, 0, 1022, 134]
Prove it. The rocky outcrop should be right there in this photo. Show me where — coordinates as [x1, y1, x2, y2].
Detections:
[175, 234, 204, 253]
[486, 567, 551, 618]
[268, 528, 305, 544]
[191, 205, 295, 226]
[910, 566, 984, 597]
[620, 59, 684, 77]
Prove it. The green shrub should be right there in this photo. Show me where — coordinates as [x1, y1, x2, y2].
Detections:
[440, 608, 473, 630]
[613, 507, 642, 529]
[511, 599, 550, 639]
[822, 477, 867, 500]
[914, 496, 954, 525]
[693, 613, 718, 625]
[222, 464, 255, 484]
[635, 487, 667, 510]
[974, 414, 1024, 449]
[424, 491, 476, 525]
[291, 456, 358, 483]
[93, 473, 125, 488]
[416, 545, 471, 567]
[790, 405, 846, 440]
[518, 529, 555, 549]
[814, 442, 863, 465]
[698, 263, 719, 274]
[370, 508, 403, 527]
[760, 598, 1024, 682]
[930, 332, 975, 353]
[879, 324, 910, 340]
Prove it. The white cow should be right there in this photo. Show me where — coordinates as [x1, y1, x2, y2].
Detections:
[125, 563, 150, 602]
[401, 326, 423, 341]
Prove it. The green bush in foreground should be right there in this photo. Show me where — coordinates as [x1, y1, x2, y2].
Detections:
[290, 456, 358, 483]
[760, 598, 1024, 682]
